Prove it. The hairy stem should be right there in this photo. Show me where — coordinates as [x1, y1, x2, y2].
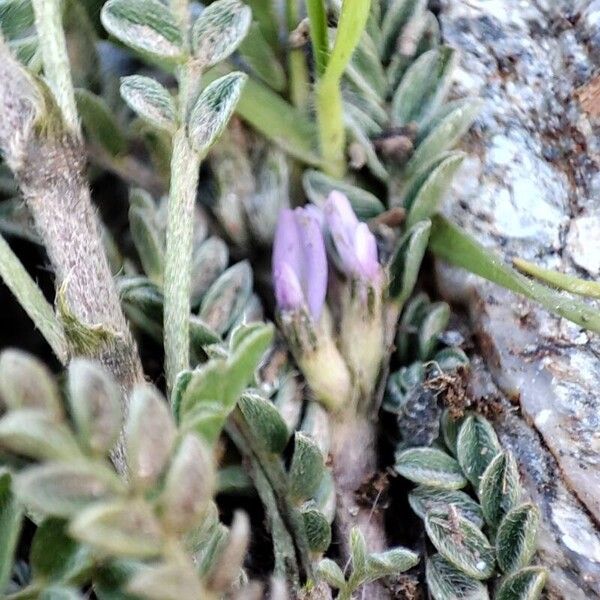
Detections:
[0, 233, 67, 362]
[31, 0, 79, 134]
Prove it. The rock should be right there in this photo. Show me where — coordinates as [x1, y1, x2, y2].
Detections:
[437, 0, 600, 595]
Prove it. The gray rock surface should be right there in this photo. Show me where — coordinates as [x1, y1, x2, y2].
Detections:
[437, 0, 600, 596]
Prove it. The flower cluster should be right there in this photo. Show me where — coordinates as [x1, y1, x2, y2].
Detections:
[272, 192, 385, 412]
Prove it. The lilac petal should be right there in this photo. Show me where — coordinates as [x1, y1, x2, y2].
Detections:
[274, 262, 305, 312]
[325, 191, 359, 233]
[354, 222, 379, 280]
[295, 207, 328, 321]
[273, 208, 302, 287]
[324, 204, 360, 277]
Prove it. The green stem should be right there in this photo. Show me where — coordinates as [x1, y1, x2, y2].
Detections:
[31, 0, 79, 133]
[286, 0, 310, 110]
[429, 215, 600, 333]
[0, 233, 67, 362]
[306, 0, 329, 77]
[513, 257, 600, 299]
[226, 423, 300, 587]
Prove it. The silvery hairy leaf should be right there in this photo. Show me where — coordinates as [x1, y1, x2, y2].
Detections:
[388, 220, 431, 302]
[206, 510, 249, 592]
[191, 0, 252, 67]
[395, 447, 467, 490]
[364, 547, 420, 582]
[403, 98, 483, 180]
[0, 471, 22, 592]
[188, 72, 247, 155]
[496, 503, 540, 574]
[125, 385, 176, 489]
[495, 567, 547, 600]
[75, 89, 126, 157]
[160, 433, 215, 534]
[301, 504, 331, 554]
[39, 586, 82, 600]
[456, 415, 501, 488]
[129, 188, 164, 284]
[409, 486, 484, 528]
[350, 526, 368, 578]
[0, 349, 62, 420]
[406, 152, 466, 228]
[426, 554, 489, 600]
[288, 432, 325, 504]
[120, 75, 176, 132]
[198, 260, 253, 335]
[303, 169, 385, 219]
[69, 499, 164, 558]
[67, 359, 122, 457]
[237, 393, 289, 454]
[391, 46, 457, 127]
[479, 451, 520, 527]
[0, 410, 82, 461]
[15, 462, 125, 517]
[441, 409, 463, 456]
[396, 292, 430, 362]
[380, 0, 427, 61]
[435, 347, 469, 372]
[191, 236, 229, 305]
[127, 561, 204, 600]
[418, 301, 450, 359]
[0, 0, 34, 39]
[425, 511, 495, 580]
[101, 0, 184, 61]
[317, 558, 345, 589]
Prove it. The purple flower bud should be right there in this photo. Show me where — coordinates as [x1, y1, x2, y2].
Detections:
[273, 207, 328, 321]
[324, 191, 380, 282]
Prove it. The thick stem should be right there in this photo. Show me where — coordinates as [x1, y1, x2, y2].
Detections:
[331, 416, 390, 600]
[163, 128, 200, 391]
[31, 0, 79, 134]
[0, 233, 67, 362]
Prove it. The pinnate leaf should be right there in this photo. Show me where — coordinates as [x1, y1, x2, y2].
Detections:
[496, 504, 540, 574]
[479, 451, 520, 527]
[495, 567, 547, 600]
[120, 75, 176, 132]
[426, 554, 489, 600]
[395, 447, 467, 490]
[456, 415, 501, 488]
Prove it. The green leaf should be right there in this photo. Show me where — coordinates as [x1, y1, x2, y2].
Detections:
[120, 75, 176, 132]
[126, 562, 203, 600]
[125, 385, 176, 490]
[160, 434, 215, 534]
[179, 360, 227, 419]
[70, 500, 164, 558]
[40, 586, 84, 600]
[388, 219, 431, 302]
[239, 22, 286, 91]
[129, 189, 164, 284]
[198, 261, 253, 335]
[191, 236, 229, 305]
[0, 349, 62, 419]
[288, 432, 325, 503]
[181, 402, 225, 444]
[392, 46, 457, 127]
[380, 0, 426, 61]
[191, 0, 251, 67]
[495, 567, 547, 600]
[395, 447, 467, 489]
[404, 99, 482, 180]
[301, 505, 331, 554]
[426, 554, 489, 600]
[0, 0, 34, 39]
[456, 415, 501, 488]
[317, 558, 345, 589]
[100, 0, 184, 61]
[429, 215, 600, 333]
[350, 526, 368, 577]
[188, 72, 247, 155]
[237, 394, 289, 454]
[479, 451, 520, 528]
[75, 89, 126, 156]
[67, 359, 122, 457]
[0, 471, 22, 593]
[425, 511, 495, 580]
[15, 461, 125, 517]
[223, 322, 274, 405]
[418, 301, 450, 359]
[434, 347, 469, 372]
[409, 486, 483, 527]
[31, 518, 92, 583]
[441, 409, 463, 456]
[302, 169, 385, 219]
[406, 153, 465, 227]
[0, 409, 82, 461]
[365, 547, 420, 582]
[496, 504, 539, 574]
